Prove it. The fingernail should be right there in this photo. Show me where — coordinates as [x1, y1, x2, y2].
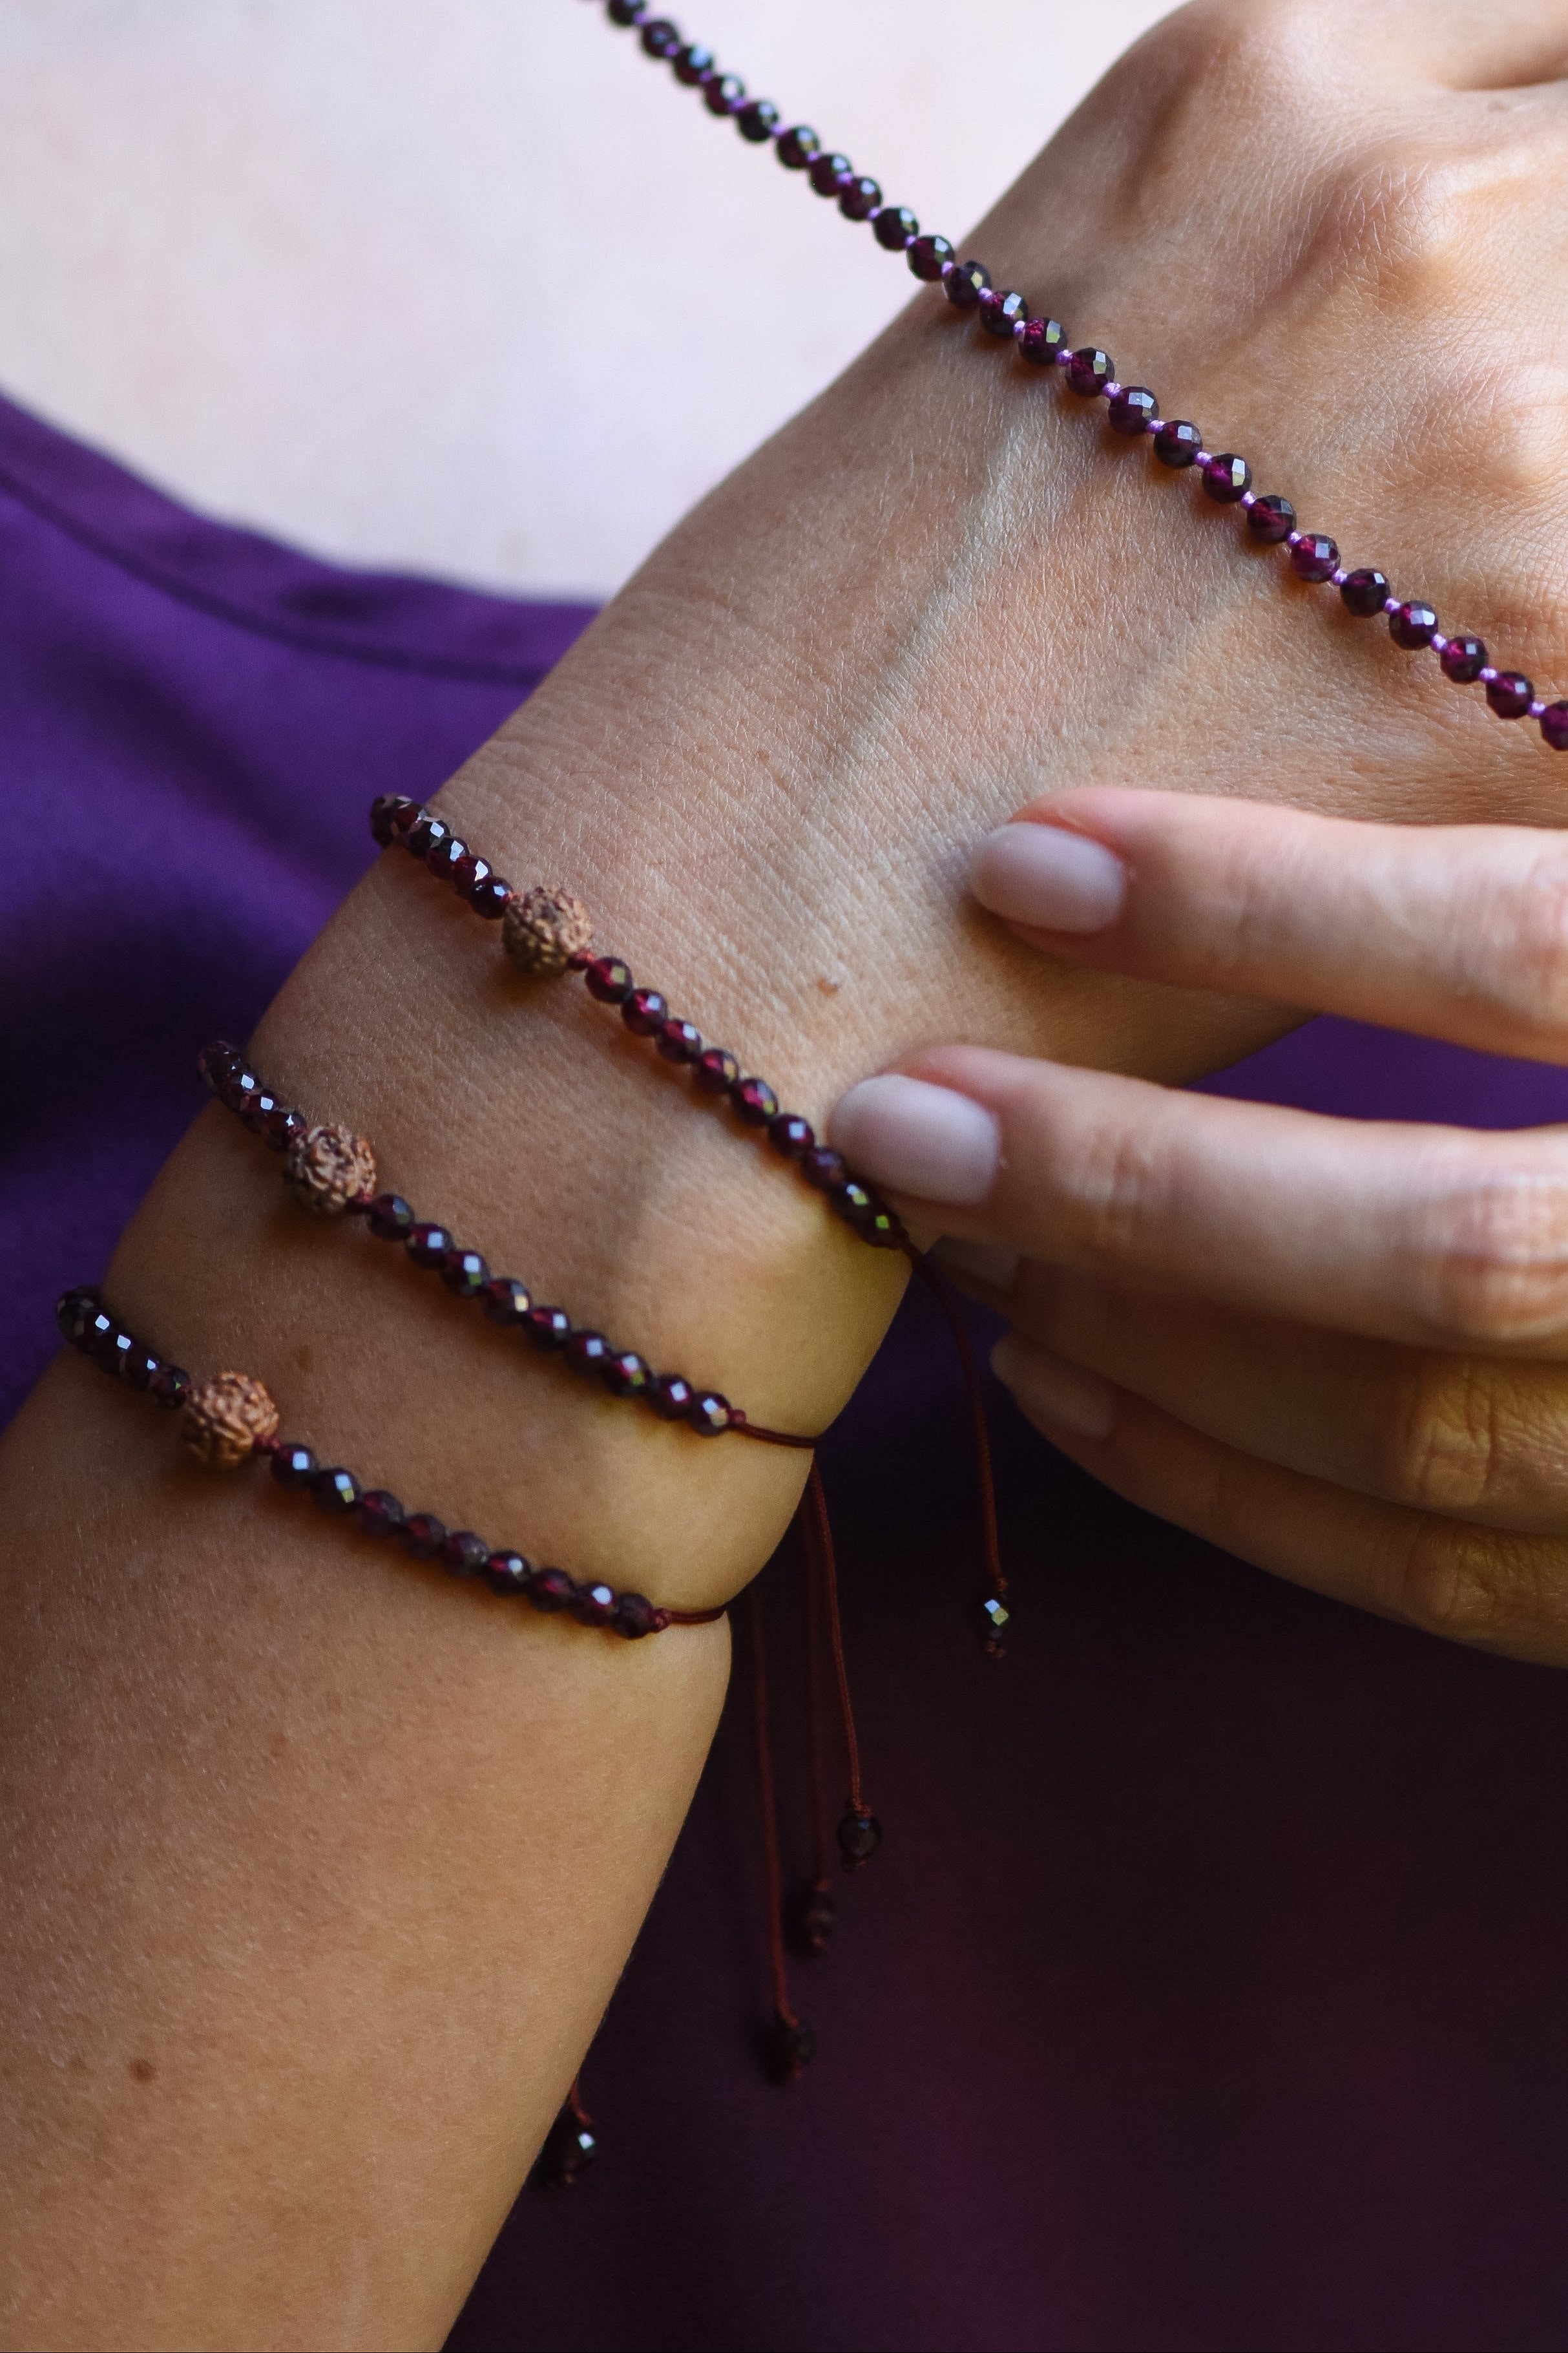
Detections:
[930, 1237, 1021, 1293]
[971, 823, 1126, 933]
[992, 1335, 1117, 1440]
[828, 1073, 999, 1206]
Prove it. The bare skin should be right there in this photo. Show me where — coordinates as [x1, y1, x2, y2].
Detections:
[5, 1, 1568, 2343]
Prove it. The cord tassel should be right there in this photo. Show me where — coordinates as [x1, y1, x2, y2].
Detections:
[801, 1462, 881, 1868]
[909, 1250, 1010, 1656]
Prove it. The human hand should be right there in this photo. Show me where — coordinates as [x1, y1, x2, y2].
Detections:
[831, 786, 1568, 1667]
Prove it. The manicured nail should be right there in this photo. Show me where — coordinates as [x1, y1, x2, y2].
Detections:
[971, 823, 1126, 933]
[929, 1237, 1020, 1293]
[829, 1074, 999, 1206]
[992, 1335, 1117, 1440]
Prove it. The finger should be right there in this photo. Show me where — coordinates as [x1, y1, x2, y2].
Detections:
[1003, 1375, 1568, 1669]
[994, 1264, 1568, 1535]
[970, 789, 1568, 1064]
[830, 1050, 1568, 1356]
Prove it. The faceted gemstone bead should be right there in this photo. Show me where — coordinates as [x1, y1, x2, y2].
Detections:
[55, 1285, 96, 1342]
[452, 851, 492, 900]
[854, 1208, 906, 1250]
[1065, 348, 1113, 396]
[638, 17, 680, 59]
[122, 1347, 160, 1391]
[944, 260, 990, 309]
[1202, 452, 1252, 503]
[219, 1065, 260, 1115]
[1339, 567, 1390, 616]
[485, 1550, 534, 1598]
[528, 1567, 576, 1614]
[622, 987, 669, 1037]
[906, 233, 954, 282]
[197, 1039, 237, 1093]
[406, 1221, 453, 1270]
[702, 70, 746, 116]
[1541, 703, 1568, 750]
[242, 1088, 283, 1139]
[1290, 534, 1339, 582]
[835, 1180, 877, 1221]
[370, 793, 415, 845]
[1016, 316, 1066, 367]
[765, 2018, 817, 2084]
[605, 0, 645, 22]
[970, 1591, 1011, 1655]
[688, 1392, 733, 1435]
[468, 876, 512, 919]
[538, 2109, 600, 2187]
[649, 1373, 695, 1420]
[406, 812, 450, 861]
[737, 100, 780, 143]
[1153, 419, 1202, 468]
[838, 175, 881, 221]
[150, 1364, 192, 1411]
[801, 1146, 848, 1190]
[366, 1192, 415, 1241]
[601, 1349, 651, 1398]
[566, 1329, 612, 1377]
[1108, 386, 1158, 436]
[312, 1467, 362, 1514]
[1441, 635, 1487, 684]
[355, 1489, 405, 1539]
[656, 1017, 702, 1063]
[775, 124, 820, 169]
[526, 1305, 572, 1350]
[571, 1581, 618, 1629]
[439, 1247, 490, 1298]
[1389, 601, 1439, 649]
[872, 205, 919, 251]
[265, 1104, 308, 1153]
[769, 1112, 815, 1159]
[400, 1512, 447, 1559]
[695, 1046, 740, 1094]
[837, 1807, 883, 1866]
[481, 1276, 532, 1327]
[83, 1307, 116, 1360]
[585, 956, 633, 1005]
[108, 1329, 137, 1378]
[615, 1592, 660, 1639]
[1246, 494, 1295, 543]
[807, 149, 853, 196]
[732, 1075, 779, 1125]
[672, 42, 713, 85]
[441, 1529, 491, 1579]
[977, 288, 1027, 337]
[1487, 671, 1534, 719]
[271, 1442, 317, 1488]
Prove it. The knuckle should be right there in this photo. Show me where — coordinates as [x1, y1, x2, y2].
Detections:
[1478, 856, 1568, 1038]
[1397, 1521, 1522, 1646]
[1417, 1165, 1568, 1345]
[1378, 1358, 1511, 1515]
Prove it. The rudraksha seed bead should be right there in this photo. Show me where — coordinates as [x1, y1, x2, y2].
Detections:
[776, 124, 820, 169]
[370, 793, 416, 845]
[1202, 452, 1251, 503]
[585, 956, 634, 1005]
[702, 69, 745, 115]
[1487, 671, 1534, 719]
[425, 832, 470, 885]
[485, 1549, 534, 1598]
[406, 1222, 454, 1271]
[1290, 534, 1339, 583]
[150, 1364, 191, 1411]
[801, 1146, 848, 1191]
[469, 875, 513, 919]
[695, 1046, 740, 1094]
[1247, 494, 1295, 543]
[638, 16, 680, 59]
[689, 1391, 733, 1435]
[312, 1467, 362, 1514]
[978, 288, 1027, 337]
[181, 1371, 280, 1470]
[622, 987, 669, 1036]
[356, 1489, 405, 1539]
[528, 1567, 576, 1614]
[872, 204, 919, 251]
[601, 1350, 651, 1398]
[572, 1580, 618, 1629]
[503, 885, 593, 976]
[1340, 567, 1390, 616]
[605, 0, 645, 23]
[838, 174, 881, 221]
[837, 1806, 883, 1867]
[906, 233, 954, 282]
[970, 1591, 1011, 1656]
[656, 1017, 703, 1063]
[1542, 703, 1568, 750]
[566, 1329, 612, 1376]
[440, 1247, 490, 1298]
[1108, 386, 1158, 436]
[1441, 635, 1487, 684]
[1390, 600, 1439, 650]
[944, 259, 990, 309]
[671, 41, 713, 85]
[367, 1192, 415, 1241]
[1153, 419, 1202, 468]
[1016, 316, 1066, 367]
[733, 1075, 779, 1125]
[271, 1441, 317, 1488]
[1065, 348, 1113, 397]
[285, 1123, 377, 1216]
[765, 2018, 817, 2084]
[737, 99, 780, 143]
[615, 1591, 660, 1640]
[650, 1372, 695, 1421]
[400, 1512, 446, 1559]
[769, 1112, 814, 1159]
[527, 1305, 573, 1349]
[807, 149, 852, 196]
[441, 1529, 491, 1579]
[482, 1276, 532, 1327]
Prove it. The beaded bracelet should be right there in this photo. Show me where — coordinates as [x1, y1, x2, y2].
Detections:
[56, 1285, 722, 1639]
[199, 1039, 816, 1450]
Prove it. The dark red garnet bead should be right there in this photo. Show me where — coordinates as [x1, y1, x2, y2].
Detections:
[312, 1467, 362, 1514]
[639, 17, 680, 59]
[150, 1364, 191, 1411]
[566, 1329, 612, 1376]
[695, 1046, 740, 1094]
[601, 1350, 650, 1398]
[656, 1017, 702, 1063]
[585, 956, 633, 1005]
[605, 0, 645, 23]
[271, 1442, 317, 1488]
[1390, 600, 1439, 649]
[452, 851, 491, 900]
[1017, 315, 1066, 367]
[872, 205, 918, 251]
[775, 124, 820, 169]
[406, 1222, 452, 1270]
[807, 149, 852, 196]
[802, 1146, 848, 1190]
[978, 288, 1027, 337]
[1487, 671, 1534, 719]
[1542, 703, 1568, 750]
[471, 876, 512, 919]
[769, 1112, 814, 1159]
[439, 1247, 490, 1298]
[906, 233, 954, 282]
[370, 794, 415, 845]
[441, 1530, 491, 1579]
[1065, 348, 1113, 396]
[1340, 567, 1390, 616]
[355, 1489, 405, 1539]
[622, 987, 668, 1037]
[122, 1347, 160, 1391]
[1290, 534, 1339, 582]
[572, 1581, 618, 1630]
[1441, 635, 1487, 684]
[944, 259, 990, 309]
[702, 70, 746, 116]
[1153, 420, 1202, 468]
[615, 1592, 660, 1639]
[528, 1567, 576, 1614]
[737, 99, 779, 143]
[650, 1373, 695, 1421]
[400, 1512, 446, 1559]
[537, 2108, 599, 2187]
[1108, 386, 1158, 436]
[839, 174, 881, 221]
[836, 1180, 878, 1220]
[837, 1807, 883, 1867]
[688, 1392, 733, 1435]
[1247, 494, 1295, 543]
[55, 1286, 95, 1341]
[408, 812, 452, 862]
[266, 1105, 308, 1152]
[527, 1305, 572, 1350]
[971, 1592, 1011, 1656]
[672, 42, 713, 85]
[482, 1276, 532, 1327]
[367, 1192, 414, 1241]
[1202, 453, 1251, 503]
[732, 1076, 780, 1125]
[485, 1550, 534, 1598]
[107, 1330, 138, 1379]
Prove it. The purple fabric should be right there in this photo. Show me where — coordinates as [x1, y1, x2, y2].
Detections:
[5, 386, 1568, 2353]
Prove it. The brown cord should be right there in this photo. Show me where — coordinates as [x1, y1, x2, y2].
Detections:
[908, 1249, 1007, 1603]
[746, 1585, 799, 2032]
[802, 1460, 866, 1817]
